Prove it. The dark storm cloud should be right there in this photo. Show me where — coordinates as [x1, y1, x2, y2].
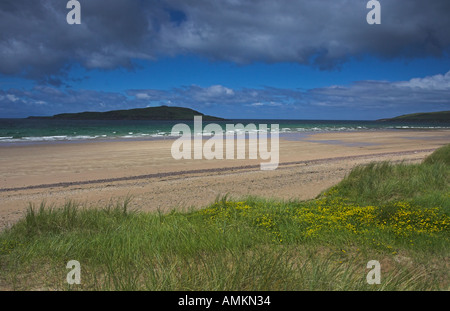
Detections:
[0, 0, 449, 82]
[0, 0, 161, 83]
[162, 0, 450, 66]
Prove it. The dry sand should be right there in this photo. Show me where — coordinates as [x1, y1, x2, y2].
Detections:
[1, 129, 449, 231]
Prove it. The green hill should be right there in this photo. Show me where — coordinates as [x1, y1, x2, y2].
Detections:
[28, 105, 225, 121]
[378, 110, 450, 122]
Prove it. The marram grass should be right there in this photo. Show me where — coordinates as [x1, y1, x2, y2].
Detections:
[0, 144, 449, 290]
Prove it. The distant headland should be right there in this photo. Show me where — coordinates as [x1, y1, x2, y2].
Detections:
[377, 110, 450, 122]
[27, 105, 225, 121]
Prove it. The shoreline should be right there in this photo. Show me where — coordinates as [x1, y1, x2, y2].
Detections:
[1, 129, 449, 231]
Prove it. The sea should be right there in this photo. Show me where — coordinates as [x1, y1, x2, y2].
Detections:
[0, 118, 449, 145]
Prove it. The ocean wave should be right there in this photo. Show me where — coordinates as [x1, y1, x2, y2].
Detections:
[387, 126, 450, 129]
[1, 124, 448, 144]
[0, 135, 101, 143]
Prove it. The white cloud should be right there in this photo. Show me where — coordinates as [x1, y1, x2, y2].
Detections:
[305, 71, 450, 113]
[135, 93, 151, 100]
[395, 71, 450, 90]
[6, 94, 19, 102]
[205, 85, 235, 96]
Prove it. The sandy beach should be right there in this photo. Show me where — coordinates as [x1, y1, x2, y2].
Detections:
[1, 129, 449, 231]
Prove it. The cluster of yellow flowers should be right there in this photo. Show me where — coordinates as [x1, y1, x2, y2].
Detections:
[0, 239, 20, 255]
[198, 192, 449, 243]
[199, 201, 283, 242]
[296, 191, 448, 238]
[295, 197, 377, 237]
[379, 201, 448, 236]
[199, 201, 252, 222]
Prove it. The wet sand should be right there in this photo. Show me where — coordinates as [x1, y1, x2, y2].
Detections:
[1, 129, 449, 231]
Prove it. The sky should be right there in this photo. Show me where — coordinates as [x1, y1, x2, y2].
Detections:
[0, 0, 449, 120]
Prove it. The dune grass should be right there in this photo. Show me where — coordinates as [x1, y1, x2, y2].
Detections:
[0, 145, 449, 290]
